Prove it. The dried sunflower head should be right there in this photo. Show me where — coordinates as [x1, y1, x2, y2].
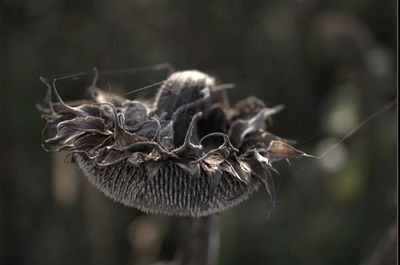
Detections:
[39, 70, 312, 217]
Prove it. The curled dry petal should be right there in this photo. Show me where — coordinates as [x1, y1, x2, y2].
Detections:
[38, 70, 313, 217]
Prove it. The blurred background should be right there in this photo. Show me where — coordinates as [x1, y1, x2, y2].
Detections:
[0, 0, 397, 265]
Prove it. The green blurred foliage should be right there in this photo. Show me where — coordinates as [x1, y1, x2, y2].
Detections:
[0, 0, 396, 265]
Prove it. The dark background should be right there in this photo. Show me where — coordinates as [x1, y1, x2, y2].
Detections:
[0, 0, 397, 265]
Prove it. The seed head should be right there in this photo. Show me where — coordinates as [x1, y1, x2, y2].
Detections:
[39, 70, 311, 217]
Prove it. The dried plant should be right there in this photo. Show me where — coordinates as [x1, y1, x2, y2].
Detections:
[38, 70, 312, 217]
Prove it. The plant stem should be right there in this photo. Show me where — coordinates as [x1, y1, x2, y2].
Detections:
[179, 215, 219, 265]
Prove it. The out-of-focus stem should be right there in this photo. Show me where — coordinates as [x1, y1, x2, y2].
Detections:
[179, 216, 219, 265]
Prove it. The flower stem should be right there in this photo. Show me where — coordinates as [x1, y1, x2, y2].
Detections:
[178, 215, 219, 265]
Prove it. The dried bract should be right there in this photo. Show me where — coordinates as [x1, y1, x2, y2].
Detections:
[39, 70, 311, 217]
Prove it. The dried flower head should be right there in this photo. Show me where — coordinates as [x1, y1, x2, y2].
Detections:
[39, 70, 312, 217]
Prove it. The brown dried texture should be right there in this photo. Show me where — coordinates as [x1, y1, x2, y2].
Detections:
[39, 70, 310, 217]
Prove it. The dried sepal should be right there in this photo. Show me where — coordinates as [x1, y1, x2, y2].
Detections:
[266, 140, 317, 161]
